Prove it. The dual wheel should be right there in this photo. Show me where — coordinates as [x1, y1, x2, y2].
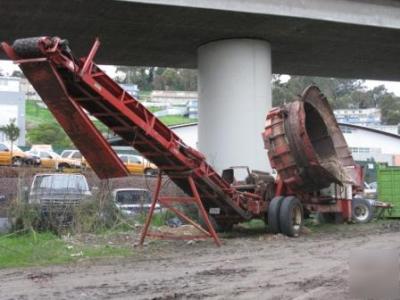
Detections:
[267, 196, 303, 237]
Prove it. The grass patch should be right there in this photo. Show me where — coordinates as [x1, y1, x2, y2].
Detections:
[159, 115, 197, 126]
[27, 100, 194, 130]
[0, 231, 133, 269]
[239, 219, 266, 230]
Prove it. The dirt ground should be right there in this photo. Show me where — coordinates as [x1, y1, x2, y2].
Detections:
[1, 221, 400, 300]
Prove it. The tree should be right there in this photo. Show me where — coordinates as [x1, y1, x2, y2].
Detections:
[116, 66, 197, 91]
[0, 119, 20, 164]
[115, 66, 154, 91]
[27, 123, 72, 148]
[379, 94, 400, 125]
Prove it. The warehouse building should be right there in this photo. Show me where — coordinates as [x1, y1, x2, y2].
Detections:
[0, 77, 26, 145]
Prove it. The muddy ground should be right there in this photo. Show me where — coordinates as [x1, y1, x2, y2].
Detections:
[1, 221, 400, 300]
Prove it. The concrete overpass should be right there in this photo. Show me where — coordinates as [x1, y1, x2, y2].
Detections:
[2, 0, 400, 172]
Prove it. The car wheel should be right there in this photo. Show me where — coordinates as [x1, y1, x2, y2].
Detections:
[58, 164, 69, 172]
[352, 198, 373, 224]
[279, 196, 303, 237]
[144, 168, 156, 176]
[12, 157, 23, 167]
[267, 196, 284, 234]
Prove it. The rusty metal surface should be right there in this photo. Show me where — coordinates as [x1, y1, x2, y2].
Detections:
[263, 85, 354, 193]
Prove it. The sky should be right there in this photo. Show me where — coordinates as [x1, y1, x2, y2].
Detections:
[2, 60, 400, 96]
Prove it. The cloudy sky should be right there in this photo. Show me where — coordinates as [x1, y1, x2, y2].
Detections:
[2, 60, 400, 96]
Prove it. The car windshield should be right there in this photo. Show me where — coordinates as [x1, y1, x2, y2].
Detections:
[3, 144, 22, 152]
[32, 175, 89, 194]
[61, 150, 72, 158]
[116, 190, 151, 205]
[49, 151, 61, 159]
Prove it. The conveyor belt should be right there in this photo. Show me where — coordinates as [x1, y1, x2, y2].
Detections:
[2, 36, 252, 220]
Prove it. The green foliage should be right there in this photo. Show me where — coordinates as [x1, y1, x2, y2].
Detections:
[0, 231, 132, 269]
[159, 115, 197, 126]
[26, 100, 56, 128]
[0, 118, 20, 144]
[380, 95, 400, 125]
[26, 123, 73, 148]
[116, 66, 197, 91]
[272, 76, 400, 125]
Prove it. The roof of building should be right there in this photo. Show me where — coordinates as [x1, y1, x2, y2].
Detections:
[338, 122, 400, 140]
[108, 121, 400, 146]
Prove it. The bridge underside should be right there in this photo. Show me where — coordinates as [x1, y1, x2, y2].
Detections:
[1, 0, 400, 80]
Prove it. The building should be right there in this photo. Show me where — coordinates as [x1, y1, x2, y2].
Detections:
[118, 83, 139, 98]
[0, 77, 26, 145]
[109, 120, 400, 181]
[151, 90, 197, 106]
[339, 123, 400, 165]
[20, 77, 41, 101]
[334, 108, 381, 126]
[0, 77, 20, 92]
[173, 122, 400, 167]
[0, 91, 26, 146]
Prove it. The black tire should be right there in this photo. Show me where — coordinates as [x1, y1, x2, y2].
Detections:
[58, 163, 69, 172]
[267, 196, 284, 234]
[279, 196, 303, 237]
[12, 157, 23, 167]
[352, 198, 373, 224]
[316, 212, 344, 224]
[144, 168, 156, 176]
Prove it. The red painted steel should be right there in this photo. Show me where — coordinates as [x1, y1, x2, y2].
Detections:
[2, 37, 255, 227]
[139, 173, 222, 246]
[263, 86, 357, 193]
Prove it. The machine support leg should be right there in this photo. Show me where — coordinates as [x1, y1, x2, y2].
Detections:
[139, 173, 162, 246]
[188, 176, 222, 247]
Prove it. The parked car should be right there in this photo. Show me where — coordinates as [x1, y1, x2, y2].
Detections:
[184, 100, 198, 119]
[30, 144, 53, 152]
[0, 142, 40, 166]
[27, 150, 82, 170]
[28, 173, 92, 211]
[61, 149, 82, 160]
[112, 188, 159, 216]
[118, 154, 158, 176]
[60, 149, 88, 168]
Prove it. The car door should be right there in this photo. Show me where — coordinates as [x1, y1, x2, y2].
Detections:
[39, 151, 56, 168]
[0, 144, 11, 166]
[119, 155, 131, 172]
[128, 155, 144, 174]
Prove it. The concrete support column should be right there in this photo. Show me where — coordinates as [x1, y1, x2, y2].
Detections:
[197, 39, 272, 173]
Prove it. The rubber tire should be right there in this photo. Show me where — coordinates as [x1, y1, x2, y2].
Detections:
[267, 196, 284, 234]
[352, 198, 373, 224]
[58, 164, 69, 172]
[12, 157, 23, 167]
[316, 212, 344, 224]
[144, 168, 156, 176]
[279, 196, 304, 237]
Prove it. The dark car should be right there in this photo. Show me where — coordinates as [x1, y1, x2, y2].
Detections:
[112, 188, 159, 216]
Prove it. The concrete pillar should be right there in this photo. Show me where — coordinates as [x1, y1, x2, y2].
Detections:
[197, 39, 272, 173]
